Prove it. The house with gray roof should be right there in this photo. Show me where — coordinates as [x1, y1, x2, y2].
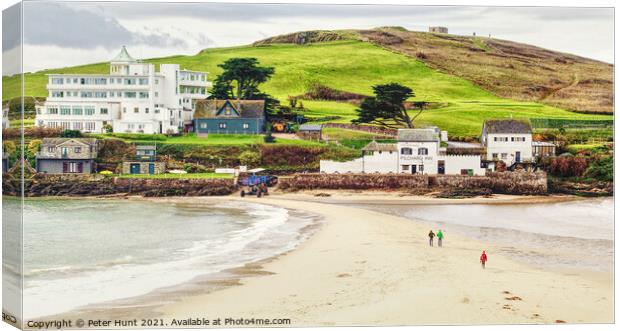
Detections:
[297, 124, 323, 140]
[193, 99, 265, 135]
[36, 138, 98, 174]
[481, 119, 533, 168]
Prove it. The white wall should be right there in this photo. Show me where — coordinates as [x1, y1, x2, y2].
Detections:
[442, 155, 486, 176]
[320, 158, 364, 174]
[485, 133, 533, 166]
[397, 141, 440, 174]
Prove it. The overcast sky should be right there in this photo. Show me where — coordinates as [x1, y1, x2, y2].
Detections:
[2, 1, 615, 75]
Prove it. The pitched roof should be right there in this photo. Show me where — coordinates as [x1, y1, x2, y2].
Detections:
[194, 99, 265, 119]
[362, 140, 397, 152]
[111, 46, 136, 63]
[42, 138, 98, 146]
[397, 129, 439, 142]
[532, 141, 556, 147]
[483, 119, 532, 134]
[299, 124, 323, 131]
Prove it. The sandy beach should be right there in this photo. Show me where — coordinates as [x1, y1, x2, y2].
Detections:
[154, 193, 613, 326]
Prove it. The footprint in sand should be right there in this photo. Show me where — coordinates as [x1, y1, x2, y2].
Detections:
[505, 296, 523, 301]
[555, 320, 566, 323]
[461, 297, 470, 304]
[337, 273, 352, 278]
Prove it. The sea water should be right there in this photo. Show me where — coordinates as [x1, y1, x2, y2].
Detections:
[358, 198, 613, 272]
[3, 198, 318, 319]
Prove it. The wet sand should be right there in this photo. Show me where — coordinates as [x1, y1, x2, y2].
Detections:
[155, 194, 613, 326]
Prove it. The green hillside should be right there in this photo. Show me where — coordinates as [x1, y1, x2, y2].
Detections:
[2, 39, 611, 137]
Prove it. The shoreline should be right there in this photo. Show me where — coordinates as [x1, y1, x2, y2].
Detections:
[154, 194, 612, 325]
[21, 193, 613, 326]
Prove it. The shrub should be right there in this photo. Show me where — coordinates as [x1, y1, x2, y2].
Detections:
[239, 150, 261, 167]
[263, 131, 276, 143]
[549, 156, 588, 178]
[99, 170, 113, 175]
[183, 163, 208, 173]
[2, 127, 63, 139]
[27, 139, 42, 156]
[61, 130, 82, 138]
[584, 156, 613, 182]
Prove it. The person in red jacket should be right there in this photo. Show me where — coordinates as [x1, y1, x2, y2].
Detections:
[480, 251, 488, 269]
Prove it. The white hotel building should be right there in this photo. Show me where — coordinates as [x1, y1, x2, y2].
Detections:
[36, 46, 211, 134]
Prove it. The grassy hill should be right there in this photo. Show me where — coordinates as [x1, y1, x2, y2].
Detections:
[2, 29, 613, 137]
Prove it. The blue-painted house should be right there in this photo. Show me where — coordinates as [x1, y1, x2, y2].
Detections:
[194, 99, 265, 135]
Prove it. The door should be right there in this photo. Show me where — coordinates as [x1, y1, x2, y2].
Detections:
[130, 163, 141, 174]
[438, 161, 445, 175]
[411, 165, 417, 174]
[148, 163, 155, 175]
[515, 151, 521, 162]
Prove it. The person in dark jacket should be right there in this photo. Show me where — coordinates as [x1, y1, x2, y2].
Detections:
[428, 230, 435, 247]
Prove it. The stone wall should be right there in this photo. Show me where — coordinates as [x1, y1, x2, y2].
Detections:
[5, 174, 235, 197]
[280, 171, 547, 195]
[279, 173, 429, 191]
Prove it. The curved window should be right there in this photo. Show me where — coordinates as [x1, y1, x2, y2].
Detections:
[401, 147, 413, 155]
[418, 147, 428, 155]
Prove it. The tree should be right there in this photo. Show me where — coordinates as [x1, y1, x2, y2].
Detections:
[209, 58, 275, 100]
[209, 58, 280, 119]
[353, 83, 421, 128]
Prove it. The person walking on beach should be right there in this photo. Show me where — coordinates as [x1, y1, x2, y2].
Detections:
[437, 230, 444, 247]
[480, 251, 488, 269]
[428, 230, 435, 247]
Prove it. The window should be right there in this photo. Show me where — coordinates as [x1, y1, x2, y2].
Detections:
[51, 91, 64, 98]
[47, 147, 56, 153]
[155, 79, 159, 84]
[48, 107, 59, 115]
[62, 162, 83, 173]
[73, 78, 78, 84]
[139, 92, 149, 98]
[123, 107, 127, 113]
[134, 107, 139, 114]
[511, 137, 526, 142]
[124, 78, 136, 85]
[145, 108, 149, 114]
[73, 122, 83, 130]
[219, 123, 227, 129]
[419, 165, 424, 172]
[401, 147, 413, 155]
[51, 77, 64, 85]
[501, 153, 508, 159]
[60, 107, 71, 115]
[61, 122, 71, 129]
[138, 78, 149, 85]
[80, 91, 93, 98]
[124, 92, 137, 98]
[94, 91, 107, 98]
[84, 107, 95, 115]
[154, 92, 159, 97]
[85, 122, 96, 132]
[128, 124, 135, 129]
[243, 123, 249, 129]
[100, 108, 108, 115]
[418, 148, 428, 155]
[154, 109, 160, 114]
[199, 123, 207, 129]
[74, 147, 82, 153]
[72, 106, 83, 115]
[492, 153, 498, 159]
[401, 165, 410, 171]
[94, 78, 107, 85]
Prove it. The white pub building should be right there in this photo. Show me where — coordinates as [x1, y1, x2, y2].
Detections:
[321, 127, 486, 176]
[36, 46, 211, 134]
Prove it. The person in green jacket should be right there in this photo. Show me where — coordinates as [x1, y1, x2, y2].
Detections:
[437, 230, 444, 247]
